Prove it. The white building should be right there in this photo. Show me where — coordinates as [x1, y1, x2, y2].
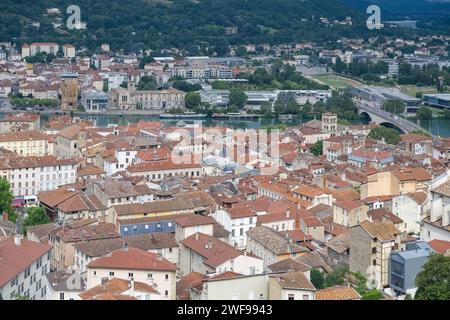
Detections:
[0, 235, 52, 300]
[86, 247, 177, 300]
[392, 191, 429, 234]
[0, 156, 78, 197]
[213, 208, 257, 249]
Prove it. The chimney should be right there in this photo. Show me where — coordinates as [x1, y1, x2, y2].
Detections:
[2, 212, 8, 222]
[101, 277, 109, 285]
[206, 240, 213, 249]
[195, 233, 199, 241]
[129, 278, 135, 296]
[14, 234, 22, 246]
[286, 209, 290, 218]
[122, 242, 128, 251]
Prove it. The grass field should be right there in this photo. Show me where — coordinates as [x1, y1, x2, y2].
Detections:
[397, 85, 442, 98]
[310, 74, 363, 90]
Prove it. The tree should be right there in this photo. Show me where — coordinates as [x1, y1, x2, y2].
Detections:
[324, 267, 347, 288]
[368, 126, 401, 145]
[310, 269, 325, 289]
[417, 107, 433, 120]
[0, 178, 14, 221]
[382, 100, 405, 115]
[362, 289, 384, 300]
[185, 92, 201, 109]
[310, 140, 323, 157]
[137, 76, 157, 90]
[229, 89, 247, 109]
[22, 207, 51, 234]
[415, 254, 450, 300]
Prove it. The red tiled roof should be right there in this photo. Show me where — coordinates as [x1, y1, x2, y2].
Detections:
[428, 239, 450, 254]
[86, 247, 176, 271]
[180, 233, 248, 268]
[0, 237, 52, 287]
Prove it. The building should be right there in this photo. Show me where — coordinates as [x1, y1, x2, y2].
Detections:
[29, 43, 59, 56]
[199, 89, 230, 108]
[422, 93, 450, 109]
[268, 271, 316, 300]
[0, 113, 40, 133]
[400, 134, 433, 156]
[44, 271, 85, 300]
[48, 220, 119, 271]
[246, 226, 309, 270]
[79, 277, 161, 300]
[348, 149, 394, 170]
[0, 235, 52, 300]
[0, 155, 78, 197]
[109, 87, 185, 111]
[86, 247, 176, 299]
[73, 233, 178, 273]
[126, 160, 203, 181]
[55, 125, 85, 159]
[81, 89, 108, 113]
[179, 232, 263, 276]
[350, 86, 421, 114]
[389, 241, 434, 297]
[321, 112, 337, 136]
[333, 200, 369, 228]
[392, 191, 429, 234]
[0, 131, 49, 156]
[361, 168, 432, 199]
[213, 206, 257, 249]
[349, 220, 402, 289]
[421, 177, 450, 242]
[63, 45, 76, 59]
[61, 73, 79, 112]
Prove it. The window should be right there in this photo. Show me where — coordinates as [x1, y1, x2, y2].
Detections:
[148, 273, 153, 279]
[93, 271, 97, 276]
[109, 271, 115, 277]
[128, 272, 134, 278]
[165, 274, 169, 280]
[373, 259, 377, 266]
[164, 290, 169, 297]
[288, 294, 295, 300]
[167, 222, 173, 228]
[240, 228, 244, 236]
[391, 260, 404, 275]
[60, 293, 64, 300]
[24, 266, 31, 278]
[302, 294, 310, 300]
[372, 247, 377, 254]
[144, 225, 149, 230]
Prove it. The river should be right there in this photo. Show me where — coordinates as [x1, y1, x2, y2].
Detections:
[3, 113, 450, 137]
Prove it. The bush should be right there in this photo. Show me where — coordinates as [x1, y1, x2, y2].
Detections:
[310, 269, 325, 289]
[417, 107, 433, 120]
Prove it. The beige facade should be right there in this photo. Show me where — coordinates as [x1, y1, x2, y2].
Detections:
[0, 131, 49, 156]
[109, 87, 185, 111]
[333, 203, 369, 227]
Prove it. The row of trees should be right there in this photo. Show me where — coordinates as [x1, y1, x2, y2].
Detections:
[333, 58, 389, 82]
